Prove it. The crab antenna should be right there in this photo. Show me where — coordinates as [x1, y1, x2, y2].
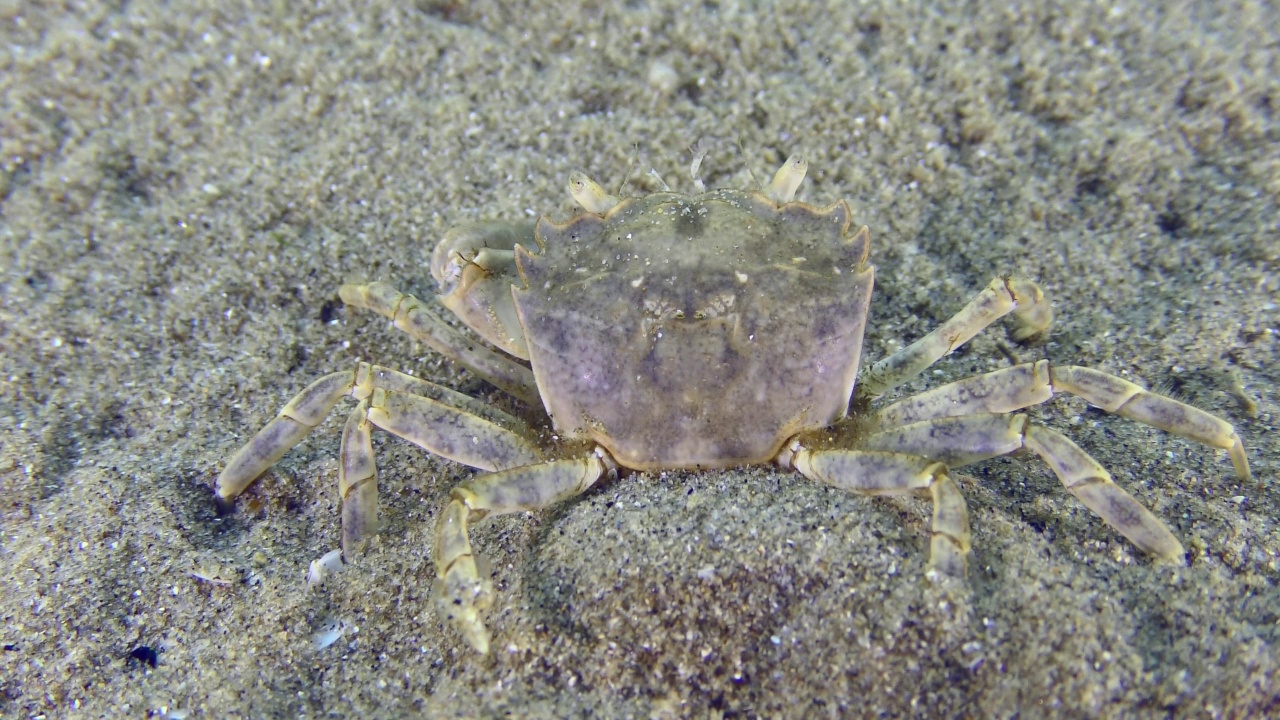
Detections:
[615, 143, 642, 195]
[568, 171, 621, 214]
[646, 168, 672, 192]
[734, 137, 759, 188]
[764, 154, 807, 203]
[689, 136, 710, 192]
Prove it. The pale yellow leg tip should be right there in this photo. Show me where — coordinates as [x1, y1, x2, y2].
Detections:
[927, 535, 969, 578]
[434, 562, 495, 655]
[1228, 438, 1252, 483]
[461, 622, 491, 655]
[1010, 323, 1050, 343]
[337, 282, 378, 308]
[436, 597, 492, 655]
[1006, 277, 1053, 342]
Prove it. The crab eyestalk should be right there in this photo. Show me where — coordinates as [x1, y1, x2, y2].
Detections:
[568, 172, 621, 214]
[764, 154, 808, 204]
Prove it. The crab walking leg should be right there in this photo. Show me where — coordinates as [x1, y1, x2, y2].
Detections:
[364, 388, 542, 472]
[861, 412, 1032, 468]
[339, 400, 378, 557]
[344, 380, 544, 553]
[785, 448, 971, 577]
[217, 370, 361, 504]
[857, 277, 1053, 399]
[1025, 425, 1185, 560]
[338, 282, 539, 405]
[875, 361, 1055, 427]
[876, 360, 1251, 481]
[217, 362, 538, 504]
[368, 363, 530, 436]
[434, 453, 610, 654]
[1051, 365, 1251, 481]
[860, 413, 1184, 560]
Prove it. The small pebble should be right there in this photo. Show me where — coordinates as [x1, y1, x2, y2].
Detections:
[312, 619, 348, 651]
[647, 60, 679, 95]
[307, 549, 345, 588]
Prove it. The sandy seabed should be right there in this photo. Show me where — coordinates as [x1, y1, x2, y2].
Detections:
[1, 1, 1278, 717]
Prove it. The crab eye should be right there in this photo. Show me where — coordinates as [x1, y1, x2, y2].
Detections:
[764, 154, 808, 204]
[567, 172, 620, 214]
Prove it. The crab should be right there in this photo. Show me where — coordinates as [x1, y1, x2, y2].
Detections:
[215, 155, 1252, 654]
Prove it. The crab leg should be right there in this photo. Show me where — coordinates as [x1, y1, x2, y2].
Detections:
[342, 386, 547, 558]
[857, 277, 1053, 399]
[434, 452, 611, 654]
[216, 363, 538, 505]
[217, 370, 353, 506]
[336, 383, 543, 557]
[339, 400, 378, 556]
[1051, 365, 1250, 480]
[784, 448, 971, 577]
[338, 282, 539, 405]
[860, 413, 1184, 561]
[874, 362, 1054, 426]
[874, 360, 1251, 481]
